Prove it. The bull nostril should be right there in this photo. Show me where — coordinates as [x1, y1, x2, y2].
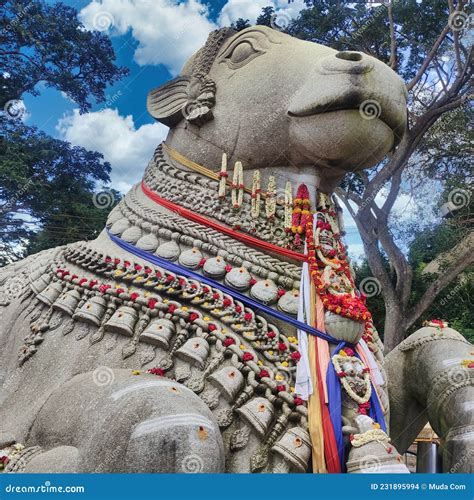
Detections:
[336, 51, 363, 62]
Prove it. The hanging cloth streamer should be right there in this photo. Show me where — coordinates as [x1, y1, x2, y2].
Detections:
[327, 341, 387, 472]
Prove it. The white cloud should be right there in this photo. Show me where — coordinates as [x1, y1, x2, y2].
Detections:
[79, 0, 217, 75]
[218, 0, 305, 27]
[57, 109, 168, 193]
[347, 243, 366, 262]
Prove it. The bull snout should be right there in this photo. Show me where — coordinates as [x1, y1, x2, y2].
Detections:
[319, 51, 374, 75]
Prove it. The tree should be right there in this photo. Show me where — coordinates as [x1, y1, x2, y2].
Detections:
[285, 0, 472, 350]
[0, 0, 128, 112]
[0, 0, 127, 265]
[0, 117, 121, 266]
[256, 6, 276, 27]
[231, 18, 251, 31]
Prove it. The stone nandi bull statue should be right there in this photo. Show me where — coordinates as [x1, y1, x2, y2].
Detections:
[0, 26, 472, 474]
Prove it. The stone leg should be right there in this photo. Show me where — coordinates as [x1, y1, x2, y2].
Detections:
[386, 326, 473, 473]
[20, 369, 225, 473]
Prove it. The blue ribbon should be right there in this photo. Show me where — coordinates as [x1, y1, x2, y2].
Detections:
[107, 230, 339, 343]
[327, 341, 387, 472]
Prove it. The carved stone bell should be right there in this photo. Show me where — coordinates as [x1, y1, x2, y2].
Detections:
[208, 366, 244, 402]
[236, 397, 275, 437]
[52, 289, 82, 316]
[72, 295, 107, 327]
[29, 272, 51, 295]
[324, 311, 364, 344]
[140, 318, 176, 349]
[104, 306, 138, 337]
[175, 337, 210, 368]
[36, 281, 63, 306]
[271, 426, 311, 472]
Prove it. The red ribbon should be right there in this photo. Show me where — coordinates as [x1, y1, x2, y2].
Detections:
[141, 181, 307, 263]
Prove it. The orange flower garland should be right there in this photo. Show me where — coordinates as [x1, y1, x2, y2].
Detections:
[305, 213, 372, 323]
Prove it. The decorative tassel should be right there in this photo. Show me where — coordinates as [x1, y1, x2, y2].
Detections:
[250, 170, 261, 219]
[265, 175, 276, 220]
[231, 161, 244, 210]
[218, 153, 228, 199]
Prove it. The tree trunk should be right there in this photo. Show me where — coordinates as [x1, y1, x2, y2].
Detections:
[383, 302, 406, 353]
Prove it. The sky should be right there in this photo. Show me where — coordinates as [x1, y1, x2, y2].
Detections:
[20, 0, 415, 261]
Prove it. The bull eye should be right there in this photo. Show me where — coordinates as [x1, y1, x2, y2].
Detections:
[221, 38, 263, 69]
[229, 41, 255, 64]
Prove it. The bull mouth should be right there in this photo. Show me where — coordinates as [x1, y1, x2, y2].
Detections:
[288, 93, 406, 143]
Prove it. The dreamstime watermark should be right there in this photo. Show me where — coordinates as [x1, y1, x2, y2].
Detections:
[359, 276, 382, 297]
[181, 453, 204, 473]
[359, 99, 382, 120]
[440, 272, 473, 307]
[449, 448, 474, 473]
[447, 365, 470, 388]
[1, 177, 33, 214]
[92, 10, 114, 32]
[3, 99, 26, 120]
[92, 189, 116, 209]
[3, 2, 33, 32]
[360, 454, 382, 472]
[448, 188, 471, 210]
[270, 10, 294, 31]
[92, 366, 115, 386]
[4, 480, 85, 494]
[448, 11, 474, 32]
[98, 90, 123, 112]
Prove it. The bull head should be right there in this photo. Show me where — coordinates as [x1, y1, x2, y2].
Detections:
[148, 26, 407, 190]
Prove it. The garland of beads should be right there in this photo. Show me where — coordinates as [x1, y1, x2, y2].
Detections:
[265, 176, 277, 220]
[231, 161, 244, 210]
[218, 153, 228, 199]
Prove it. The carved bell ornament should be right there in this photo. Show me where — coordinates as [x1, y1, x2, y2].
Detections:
[36, 281, 63, 306]
[140, 318, 176, 349]
[271, 426, 312, 472]
[29, 271, 51, 295]
[52, 289, 82, 316]
[104, 306, 138, 337]
[175, 337, 210, 368]
[72, 295, 107, 326]
[324, 311, 364, 344]
[236, 397, 275, 437]
[178, 247, 204, 269]
[208, 366, 245, 402]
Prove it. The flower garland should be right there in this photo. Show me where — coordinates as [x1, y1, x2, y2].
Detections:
[218, 152, 228, 199]
[291, 184, 311, 247]
[283, 181, 293, 232]
[231, 161, 244, 210]
[0, 443, 24, 471]
[350, 429, 391, 449]
[332, 349, 371, 405]
[305, 215, 371, 322]
[265, 175, 277, 220]
[250, 170, 261, 219]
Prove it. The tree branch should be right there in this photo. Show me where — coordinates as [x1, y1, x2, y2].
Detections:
[405, 231, 474, 328]
[387, 2, 397, 70]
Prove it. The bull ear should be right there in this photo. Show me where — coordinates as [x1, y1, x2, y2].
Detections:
[147, 76, 190, 127]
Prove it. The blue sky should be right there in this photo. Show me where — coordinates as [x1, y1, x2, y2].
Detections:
[23, 0, 407, 260]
